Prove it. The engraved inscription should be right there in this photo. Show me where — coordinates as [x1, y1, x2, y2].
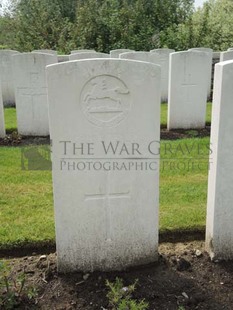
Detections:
[81, 75, 131, 127]
[85, 187, 130, 241]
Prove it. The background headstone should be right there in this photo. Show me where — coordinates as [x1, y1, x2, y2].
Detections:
[58, 55, 70, 63]
[110, 49, 134, 58]
[150, 49, 175, 101]
[47, 59, 161, 272]
[188, 48, 213, 99]
[33, 49, 57, 55]
[227, 48, 233, 51]
[168, 51, 209, 129]
[206, 60, 233, 261]
[220, 51, 233, 62]
[0, 50, 20, 106]
[69, 52, 109, 61]
[0, 82, 5, 138]
[13, 53, 57, 136]
[71, 49, 95, 54]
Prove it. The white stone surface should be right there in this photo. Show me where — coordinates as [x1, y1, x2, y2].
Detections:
[151, 49, 175, 101]
[33, 49, 57, 55]
[120, 50, 174, 101]
[213, 52, 220, 59]
[71, 49, 95, 54]
[47, 59, 161, 272]
[0, 50, 20, 106]
[220, 51, 233, 62]
[188, 48, 213, 98]
[120, 51, 169, 101]
[13, 53, 57, 136]
[110, 49, 134, 58]
[0, 82, 5, 138]
[168, 51, 209, 129]
[206, 60, 233, 261]
[150, 48, 175, 54]
[58, 55, 70, 63]
[69, 52, 109, 61]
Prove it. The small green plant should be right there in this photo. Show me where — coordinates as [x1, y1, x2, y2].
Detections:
[0, 260, 38, 309]
[106, 277, 149, 310]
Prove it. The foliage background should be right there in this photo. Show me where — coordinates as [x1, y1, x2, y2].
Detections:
[0, 0, 232, 53]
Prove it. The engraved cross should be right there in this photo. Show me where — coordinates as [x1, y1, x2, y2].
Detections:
[85, 185, 130, 242]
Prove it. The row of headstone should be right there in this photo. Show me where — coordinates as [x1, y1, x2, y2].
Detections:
[0, 47, 231, 137]
[119, 49, 174, 102]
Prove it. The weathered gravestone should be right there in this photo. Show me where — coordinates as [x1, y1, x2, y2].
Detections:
[0, 83, 5, 138]
[206, 60, 233, 261]
[71, 50, 96, 54]
[69, 52, 109, 61]
[13, 53, 57, 136]
[33, 49, 57, 55]
[0, 50, 20, 106]
[110, 49, 134, 58]
[47, 59, 161, 272]
[168, 51, 209, 130]
[188, 48, 213, 99]
[220, 51, 233, 62]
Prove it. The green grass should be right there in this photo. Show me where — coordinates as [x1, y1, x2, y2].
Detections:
[0, 147, 54, 247]
[161, 102, 212, 127]
[0, 137, 210, 248]
[4, 108, 17, 133]
[4, 103, 212, 134]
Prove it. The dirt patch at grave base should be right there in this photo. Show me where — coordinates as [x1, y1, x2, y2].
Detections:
[0, 127, 211, 147]
[2, 241, 233, 310]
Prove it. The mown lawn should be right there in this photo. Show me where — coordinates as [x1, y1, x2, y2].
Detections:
[4, 107, 17, 133]
[4, 103, 212, 133]
[0, 137, 210, 248]
[161, 102, 212, 127]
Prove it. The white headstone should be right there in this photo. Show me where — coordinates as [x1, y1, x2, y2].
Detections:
[69, 52, 109, 61]
[120, 51, 168, 101]
[13, 53, 57, 136]
[58, 55, 70, 63]
[33, 49, 57, 55]
[0, 50, 20, 106]
[71, 49, 95, 54]
[220, 51, 233, 62]
[110, 49, 134, 58]
[168, 51, 209, 129]
[213, 52, 220, 59]
[47, 59, 161, 272]
[206, 60, 233, 261]
[188, 48, 213, 98]
[150, 48, 175, 53]
[150, 49, 175, 101]
[0, 83, 5, 138]
[227, 48, 233, 51]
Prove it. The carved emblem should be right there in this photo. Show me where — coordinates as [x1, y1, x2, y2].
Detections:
[81, 75, 130, 127]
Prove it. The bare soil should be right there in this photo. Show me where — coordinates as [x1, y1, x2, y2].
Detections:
[2, 241, 233, 309]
